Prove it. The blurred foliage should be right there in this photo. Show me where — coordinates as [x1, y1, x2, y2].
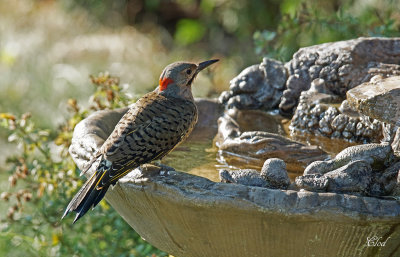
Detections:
[63, 0, 400, 62]
[254, 0, 400, 61]
[174, 19, 206, 45]
[0, 74, 166, 257]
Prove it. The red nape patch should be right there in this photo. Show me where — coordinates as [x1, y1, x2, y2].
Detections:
[159, 78, 174, 91]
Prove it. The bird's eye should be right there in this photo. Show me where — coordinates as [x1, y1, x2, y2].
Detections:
[186, 69, 192, 75]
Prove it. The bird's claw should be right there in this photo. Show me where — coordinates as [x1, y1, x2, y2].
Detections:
[139, 163, 174, 177]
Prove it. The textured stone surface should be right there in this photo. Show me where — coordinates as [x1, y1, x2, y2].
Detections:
[297, 160, 373, 194]
[295, 174, 329, 192]
[217, 111, 328, 172]
[324, 160, 372, 194]
[219, 57, 287, 110]
[347, 75, 400, 126]
[290, 86, 383, 143]
[370, 161, 400, 196]
[219, 169, 269, 187]
[219, 158, 290, 189]
[260, 158, 290, 189]
[69, 105, 400, 257]
[280, 37, 400, 114]
[304, 143, 395, 175]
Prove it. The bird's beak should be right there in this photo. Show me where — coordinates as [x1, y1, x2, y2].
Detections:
[196, 59, 219, 74]
[187, 59, 219, 86]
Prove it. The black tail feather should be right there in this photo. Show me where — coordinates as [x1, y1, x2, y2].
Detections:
[62, 168, 110, 223]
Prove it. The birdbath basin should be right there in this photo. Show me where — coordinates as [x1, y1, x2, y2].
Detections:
[69, 99, 400, 257]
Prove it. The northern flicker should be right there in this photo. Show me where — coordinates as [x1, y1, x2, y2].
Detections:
[63, 59, 219, 223]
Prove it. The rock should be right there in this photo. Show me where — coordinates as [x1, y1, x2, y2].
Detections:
[219, 158, 290, 190]
[331, 114, 348, 132]
[217, 110, 328, 173]
[392, 127, 400, 156]
[295, 174, 329, 192]
[280, 37, 400, 115]
[303, 161, 329, 175]
[219, 57, 287, 111]
[290, 89, 383, 143]
[309, 78, 331, 94]
[339, 100, 361, 118]
[393, 166, 400, 196]
[280, 74, 310, 113]
[260, 57, 287, 90]
[218, 130, 327, 173]
[333, 143, 395, 170]
[219, 169, 269, 187]
[347, 75, 400, 127]
[297, 160, 373, 195]
[260, 158, 290, 189]
[370, 161, 400, 196]
[324, 160, 372, 194]
[304, 143, 395, 175]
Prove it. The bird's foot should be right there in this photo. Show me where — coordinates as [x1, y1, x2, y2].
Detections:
[139, 163, 175, 177]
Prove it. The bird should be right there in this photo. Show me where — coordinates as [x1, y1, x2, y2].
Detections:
[62, 59, 219, 223]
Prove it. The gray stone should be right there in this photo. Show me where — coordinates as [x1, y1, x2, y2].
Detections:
[331, 114, 348, 132]
[260, 57, 287, 90]
[339, 100, 360, 118]
[216, 110, 328, 173]
[290, 90, 383, 143]
[304, 143, 395, 176]
[370, 161, 400, 196]
[218, 90, 231, 104]
[347, 75, 400, 127]
[393, 166, 400, 196]
[219, 169, 268, 187]
[220, 58, 287, 111]
[324, 160, 372, 194]
[299, 160, 374, 195]
[280, 37, 400, 114]
[230, 65, 262, 94]
[260, 158, 290, 189]
[295, 174, 329, 192]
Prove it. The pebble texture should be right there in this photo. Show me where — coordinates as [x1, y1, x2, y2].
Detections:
[218, 38, 400, 143]
[304, 143, 395, 175]
[290, 91, 383, 143]
[219, 57, 287, 110]
[280, 37, 400, 114]
[299, 143, 399, 196]
[260, 158, 290, 189]
[296, 160, 373, 194]
[219, 158, 290, 189]
[219, 169, 269, 187]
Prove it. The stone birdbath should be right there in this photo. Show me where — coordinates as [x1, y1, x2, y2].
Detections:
[69, 38, 400, 257]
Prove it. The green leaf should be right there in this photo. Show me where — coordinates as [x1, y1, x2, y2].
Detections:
[174, 19, 206, 45]
[281, 0, 302, 18]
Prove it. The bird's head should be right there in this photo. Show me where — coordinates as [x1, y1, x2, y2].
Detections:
[157, 59, 219, 99]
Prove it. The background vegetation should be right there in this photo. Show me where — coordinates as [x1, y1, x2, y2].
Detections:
[1, 0, 399, 256]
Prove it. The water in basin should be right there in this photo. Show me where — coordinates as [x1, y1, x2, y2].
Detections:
[163, 110, 357, 182]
